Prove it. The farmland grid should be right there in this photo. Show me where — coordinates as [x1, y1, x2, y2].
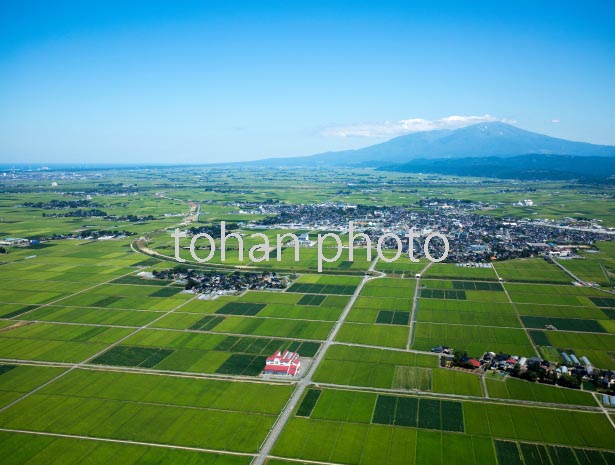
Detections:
[1, 192, 615, 464]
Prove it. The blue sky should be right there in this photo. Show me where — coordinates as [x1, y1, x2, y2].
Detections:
[0, 1, 613, 164]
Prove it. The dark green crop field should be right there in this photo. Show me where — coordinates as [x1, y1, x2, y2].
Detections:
[296, 389, 322, 417]
[521, 316, 607, 333]
[91, 346, 175, 368]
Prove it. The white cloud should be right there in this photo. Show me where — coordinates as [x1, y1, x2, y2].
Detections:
[551, 119, 561, 123]
[321, 114, 515, 138]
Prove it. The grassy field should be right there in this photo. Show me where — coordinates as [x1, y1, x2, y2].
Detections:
[0, 323, 133, 362]
[313, 345, 438, 389]
[273, 387, 615, 464]
[463, 401, 615, 449]
[0, 364, 67, 408]
[0, 368, 291, 453]
[485, 376, 596, 406]
[494, 259, 573, 283]
[413, 322, 535, 356]
[0, 431, 252, 465]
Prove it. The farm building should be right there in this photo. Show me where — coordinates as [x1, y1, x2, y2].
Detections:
[263, 350, 301, 376]
[580, 356, 594, 374]
[0, 237, 29, 247]
[292, 233, 313, 247]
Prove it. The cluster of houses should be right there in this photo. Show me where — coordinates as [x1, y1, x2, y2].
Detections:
[514, 199, 535, 207]
[235, 200, 614, 264]
[0, 237, 32, 247]
[526, 242, 575, 258]
[430, 345, 453, 355]
[1, 229, 135, 245]
[455, 262, 493, 269]
[480, 352, 539, 372]
[22, 199, 100, 209]
[439, 346, 615, 393]
[475, 351, 605, 379]
[42, 209, 155, 223]
[153, 268, 289, 294]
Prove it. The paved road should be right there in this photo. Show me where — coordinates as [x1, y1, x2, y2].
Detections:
[250, 258, 384, 465]
[592, 392, 615, 430]
[330, 340, 433, 354]
[551, 257, 614, 291]
[553, 258, 615, 296]
[533, 222, 615, 236]
[157, 193, 200, 226]
[481, 372, 489, 398]
[548, 257, 584, 283]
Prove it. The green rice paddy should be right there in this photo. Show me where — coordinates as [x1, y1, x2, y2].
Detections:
[1, 170, 614, 464]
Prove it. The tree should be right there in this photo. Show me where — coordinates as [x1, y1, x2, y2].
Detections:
[557, 374, 581, 389]
[520, 361, 540, 382]
[185, 278, 198, 291]
[453, 351, 473, 368]
[521, 369, 538, 383]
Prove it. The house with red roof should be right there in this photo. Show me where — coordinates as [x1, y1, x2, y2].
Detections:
[263, 350, 301, 376]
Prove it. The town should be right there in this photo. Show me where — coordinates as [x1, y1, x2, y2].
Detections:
[243, 200, 614, 264]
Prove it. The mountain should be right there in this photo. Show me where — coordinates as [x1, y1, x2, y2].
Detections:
[258, 122, 615, 167]
[379, 153, 615, 182]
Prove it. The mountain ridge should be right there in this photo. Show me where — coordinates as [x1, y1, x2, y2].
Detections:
[378, 153, 615, 182]
[256, 122, 615, 167]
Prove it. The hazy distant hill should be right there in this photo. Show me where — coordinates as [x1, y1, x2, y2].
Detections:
[259, 122, 615, 167]
[379, 153, 615, 182]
